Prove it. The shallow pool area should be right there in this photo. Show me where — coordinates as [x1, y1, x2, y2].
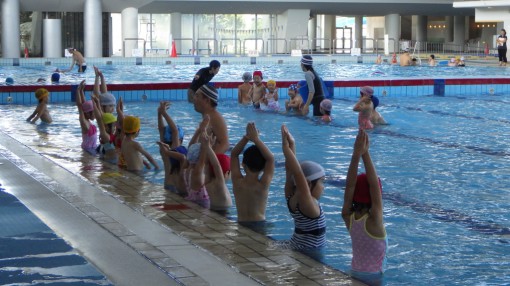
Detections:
[1, 55, 510, 86]
[1, 92, 509, 285]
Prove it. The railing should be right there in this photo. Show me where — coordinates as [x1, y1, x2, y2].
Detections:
[195, 38, 217, 55]
[332, 38, 352, 54]
[265, 38, 287, 54]
[312, 38, 333, 54]
[289, 37, 311, 54]
[123, 38, 146, 57]
[242, 38, 264, 55]
[174, 38, 194, 55]
[219, 38, 242, 55]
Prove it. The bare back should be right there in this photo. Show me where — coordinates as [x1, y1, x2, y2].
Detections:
[121, 138, 145, 171]
[233, 176, 269, 222]
[238, 83, 252, 104]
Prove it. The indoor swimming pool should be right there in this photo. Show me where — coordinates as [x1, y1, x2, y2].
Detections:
[0, 92, 509, 285]
[2, 61, 510, 86]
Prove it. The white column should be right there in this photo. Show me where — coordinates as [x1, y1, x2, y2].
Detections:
[454, 15, 465, 51]
[445, 16, 454, 42]
[122, 7, 139, 57]
[385, 14, 400, 53]
[2, 0, 20, 58]
[323, 15, 335, 51]
[354, 16, 363, 49]
[170, 13, 182, 54]
[308, 16, 317, 50]
[43, 19, 62, 58]
[282, 9, 310, 51]
[416, 15, 428, 43]
[84, 0, 103, 57]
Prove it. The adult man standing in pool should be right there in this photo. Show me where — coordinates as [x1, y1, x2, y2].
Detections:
[497, 29, 507, 67]
[187, 60, 221, 102]
[57, 48, 87, 73]
[192, 85, 229, 154]
[300, 55, 325, 116]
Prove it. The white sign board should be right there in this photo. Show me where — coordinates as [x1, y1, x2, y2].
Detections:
[64, 48, 72, 58]
[132, 48, 143, 57]
[291, 49, 303, 57]
[248, 50, 260, 57]
[351, 48, 361, 56]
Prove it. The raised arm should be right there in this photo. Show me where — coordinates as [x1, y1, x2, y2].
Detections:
[99, 69, 108, 94]
[135, 141, 159, 170]
[246, 122, 274, 186]
[93, 67, 101, 96]
[161, 102, 180, 149]
[362, 148, 383, 223]
[92, 95, 109, 143]
[189, 115, 210, 147]
[116, 96, 124, 130]
[206, 135, 225, 186]
[76, 80, 88, 131]
[230, 128, 249, 182]
[341, 130, 369, 228]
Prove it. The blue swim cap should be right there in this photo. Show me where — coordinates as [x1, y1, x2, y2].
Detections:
[298, 81, 309, 103]
[164, 125, 184, 144]
[5, 77, 14, 85]
[51, 73, 60, 82]
[170, 145, 188, 167]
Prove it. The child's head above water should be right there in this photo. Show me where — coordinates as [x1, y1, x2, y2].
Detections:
[99, 92, 116, 112]
[187, 143, 201, 164]
[360, 86, 374, 98]
[288, 84, 298, 97]
[163, 125, 185, 145]
[266, 80, 276, 91]
[242, 145, 266, 173]
[35, 88, 49, 102]
[242, 72, 252, 82]
[320, 99, 332, 115]
[253, 70, 263, 83]
[123, 116, 140, 135]
[102, 113, 117, 133]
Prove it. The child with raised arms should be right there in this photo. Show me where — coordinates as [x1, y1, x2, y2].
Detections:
[231, 122, 275, 222]
[341, 130, 387, 285]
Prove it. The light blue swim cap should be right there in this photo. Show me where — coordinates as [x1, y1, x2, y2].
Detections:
[164, 125, 184, 144]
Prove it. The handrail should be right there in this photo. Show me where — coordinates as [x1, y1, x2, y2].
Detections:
[219, 38, 242, 55]
[174, 38, 194, 55]
[123, 38, 146, 57]
[311, 38, 333, 54]
[265, 38, 287, 54]
[242, 38, 264, 55]
[289, 37, 311, 54]
[195, 38, 217, 55]
[332, 38, 352, 54]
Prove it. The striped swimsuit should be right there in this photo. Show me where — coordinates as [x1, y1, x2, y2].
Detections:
[282, 198, 327, 249]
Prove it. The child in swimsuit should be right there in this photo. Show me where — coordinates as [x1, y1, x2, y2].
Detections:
[184, 140, 210, 209]
[273, 125, 327, 250]
[157, 101, 188, 196]
[248, 70, 266, 109]
[27, 88, 52, 124]
[261, 80, 279, 111]
[238, 72, 252, 105]
[285, 84, 302, 113]
[354, 86, 374, 130]
[92, 95, 117, 163]
[76, 80, 97, 152]
[342, 130, 387, 284]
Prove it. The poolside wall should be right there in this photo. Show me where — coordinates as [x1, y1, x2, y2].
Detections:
[1, 56, 509, 104]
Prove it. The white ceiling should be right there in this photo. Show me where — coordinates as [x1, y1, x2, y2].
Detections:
[19, 0, 475, 16]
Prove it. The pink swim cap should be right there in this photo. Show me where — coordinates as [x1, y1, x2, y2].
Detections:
[82, 100, 93, 113]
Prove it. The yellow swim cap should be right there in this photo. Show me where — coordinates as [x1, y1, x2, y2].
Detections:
[102, 113, 117, 125]
[267, 80, 276, 86]
[35, 88, 49, 100]
[123, 115, 140, 134]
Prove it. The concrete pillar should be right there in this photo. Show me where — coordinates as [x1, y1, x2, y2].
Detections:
[323, 15, 335, 51]
[30, 12, 43, 56]
[170, 13, 182, 54]
[43, 19, 62, 58]
[416, 15, 428, 43]
[122, 7, 139, 57]
[445, 16, 454, 42]
[2, 0, 21, 58]
[308, 15, 317, 50]
[282, 9, 310, 51]
[385, 14, 400, 52]
[454, 15, 465, 50]
[84, 0, 103, 57]
[355, 16, 363, 49]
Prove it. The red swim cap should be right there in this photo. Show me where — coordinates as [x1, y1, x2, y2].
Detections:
[253, 70, 263, 79]
[353, 173, 382, 204]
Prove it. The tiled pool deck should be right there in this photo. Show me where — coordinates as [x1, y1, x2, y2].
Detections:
[0, 127, 363, 285]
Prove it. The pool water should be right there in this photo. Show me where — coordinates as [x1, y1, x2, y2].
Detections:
[0, 187, 112, 285]
[1, 94, 510, 285]
[2, 63, 510, 85]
